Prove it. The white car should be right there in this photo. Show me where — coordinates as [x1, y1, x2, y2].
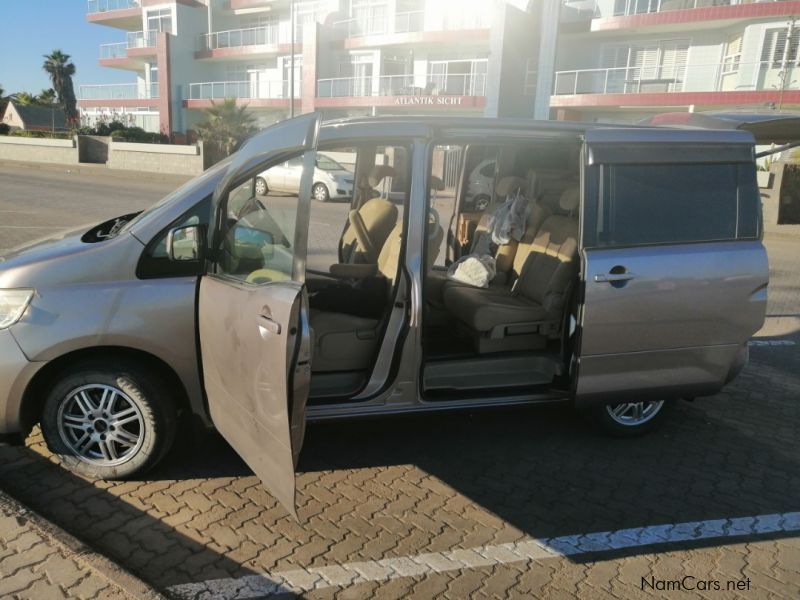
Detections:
[256, 153, 354, 202]
[464, 158, 496, 210]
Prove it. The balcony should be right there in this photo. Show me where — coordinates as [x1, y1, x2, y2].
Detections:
[317, 74, 487, 98]
[198, 26, 292, 56]
[86, 0, 142, 29]
[87, 0, 139, 12]
[100, 30, 157, 59]
[564, 0, 800, 31]
[551, 61, 800, 105]
[79, 83, 159, 101]
[184, 80, 298, 107]
[333, 9, 491, 43]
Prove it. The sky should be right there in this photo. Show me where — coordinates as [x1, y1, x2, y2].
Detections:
[0, 0, 131, 97]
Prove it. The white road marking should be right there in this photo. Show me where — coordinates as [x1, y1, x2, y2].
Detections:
[0, 225, 64, 229]
[749, 339, 797, 347]
[166, 511, 800, 599]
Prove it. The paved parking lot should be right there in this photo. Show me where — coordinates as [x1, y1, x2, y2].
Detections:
[1, 163, 799, 599]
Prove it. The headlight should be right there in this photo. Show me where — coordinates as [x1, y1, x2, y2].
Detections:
[0, 289, 34, 329]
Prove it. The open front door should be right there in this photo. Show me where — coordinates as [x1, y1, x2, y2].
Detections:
[575, 128, 768, 406]
[198, 113, 320, 516]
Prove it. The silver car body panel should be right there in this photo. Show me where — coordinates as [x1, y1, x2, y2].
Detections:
[0, 116, 772, 437]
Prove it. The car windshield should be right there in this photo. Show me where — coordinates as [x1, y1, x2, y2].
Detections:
[316, 154, 345, 171]
[118, 156, 232, 235]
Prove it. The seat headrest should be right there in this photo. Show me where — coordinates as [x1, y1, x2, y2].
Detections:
[429, 175, 445, 191]
[559, 186, 580, 212]
[368, 165, 396, 188]
[495, 176, 526, 198]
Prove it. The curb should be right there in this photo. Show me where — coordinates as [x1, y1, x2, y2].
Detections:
[0, 488, 166, 600]
[0, 159, 192, 185]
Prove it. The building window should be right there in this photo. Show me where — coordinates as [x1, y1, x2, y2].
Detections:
[762, 27, 800, 68]
[602, 39, 689, 92]
[147, 8, 173, 34]
[428, 58, 488, 96]
[350, 0, 389, 35]
[722, 33, 743, 75]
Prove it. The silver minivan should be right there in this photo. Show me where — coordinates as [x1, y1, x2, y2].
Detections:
[0, 115, 768, 515]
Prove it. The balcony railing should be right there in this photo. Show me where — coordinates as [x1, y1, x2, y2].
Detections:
[185, 80, 297, 100]
[553, 61, 800, 95]
[79, 83, 159, 100]
[199, 26, 289, 52]
[99, 30, 156, 60]
[87, 0, 139, 13]
[333, 9, 489, 37]
[317, 73, 487, 98]
[574, 0, 789, 19]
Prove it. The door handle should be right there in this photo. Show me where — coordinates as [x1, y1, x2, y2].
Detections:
[258, 314, 281, 335]
[594, 272, 635, 283]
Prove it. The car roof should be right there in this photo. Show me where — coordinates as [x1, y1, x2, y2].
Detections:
[640, 111, 800, 144]
[318, 115, 631, 143]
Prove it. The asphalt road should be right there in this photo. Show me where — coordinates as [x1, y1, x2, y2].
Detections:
[1, 164, 799, 599]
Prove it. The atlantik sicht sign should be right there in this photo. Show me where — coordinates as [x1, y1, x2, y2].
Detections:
[394, 96, 465, 106]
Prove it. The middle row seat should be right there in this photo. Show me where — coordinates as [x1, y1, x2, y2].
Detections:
[442, 186, 580, 352]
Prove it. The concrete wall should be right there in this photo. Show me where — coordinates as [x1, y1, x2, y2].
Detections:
[108, 140, 205, 175]
[0, 136, 78, 165]
[78, 136, 110, 164]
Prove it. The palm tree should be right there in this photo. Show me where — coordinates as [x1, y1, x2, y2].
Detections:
[42, 50, 78, 125]
[13, 92, 38, 106]
[38, 88, 57, 106]
[195, 98, 258, 159]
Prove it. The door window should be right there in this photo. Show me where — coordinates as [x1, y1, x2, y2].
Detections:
[593, 163, 760, 248]
[218, 153, 311, 283]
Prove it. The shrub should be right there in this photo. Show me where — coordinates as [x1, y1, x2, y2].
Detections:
[0, 123, 9, 136]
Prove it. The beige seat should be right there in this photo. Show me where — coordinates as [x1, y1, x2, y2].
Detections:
[443, 186, 579, 353]
[339, 166, 398, 264]
[312, 197, 444, 373]
[427, 175, 551, 306]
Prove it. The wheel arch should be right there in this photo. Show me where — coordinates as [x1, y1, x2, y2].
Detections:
[20, 346, 192, 436]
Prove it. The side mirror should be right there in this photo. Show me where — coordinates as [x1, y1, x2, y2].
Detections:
[167, 225, 205, 261]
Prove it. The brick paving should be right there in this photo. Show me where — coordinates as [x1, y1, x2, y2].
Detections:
[1, 170, 799, 600]
[0, 490, 157, 600]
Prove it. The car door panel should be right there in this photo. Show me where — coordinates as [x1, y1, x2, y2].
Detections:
[200, 112, 319, 516]
[199, 278, 308, 514]
[575, 128, 768, 406]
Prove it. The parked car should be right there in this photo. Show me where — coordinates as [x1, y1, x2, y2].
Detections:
[463, 158, 496, 211]
[256, 152, 354, 202]
[0, 114, 769, 516]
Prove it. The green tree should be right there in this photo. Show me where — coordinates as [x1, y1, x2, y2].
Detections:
[195, 98, 258, 159]
[42, 50, 78, 124]
[38, 88, 57, 106]
[14, 92, 39, 106]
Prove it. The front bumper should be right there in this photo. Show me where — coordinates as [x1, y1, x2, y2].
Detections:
[0, 329, 44, 434]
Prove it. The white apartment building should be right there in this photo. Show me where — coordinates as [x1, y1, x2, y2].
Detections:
[80, 0, 549, 134]
[553, 0, 800, 122]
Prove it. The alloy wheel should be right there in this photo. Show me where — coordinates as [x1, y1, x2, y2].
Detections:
[604, 400, 665, 427]
[56, 384, 145, 467]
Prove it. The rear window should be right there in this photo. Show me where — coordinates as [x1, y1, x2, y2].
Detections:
[592, 163, 760, 247]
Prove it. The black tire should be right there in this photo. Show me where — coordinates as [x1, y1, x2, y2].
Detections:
[589, 399, 671, 438]
[312, 183, 330, 202]
[40, 360, 176, 479]
[255, 177, 269, 196]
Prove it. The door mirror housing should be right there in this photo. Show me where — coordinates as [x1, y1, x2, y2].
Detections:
[167, 224, 205, 262]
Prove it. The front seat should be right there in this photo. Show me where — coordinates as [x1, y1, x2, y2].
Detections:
[442, 186, 579, 353]
[311, 205, 445, 373]
[338, 165, 398, 265]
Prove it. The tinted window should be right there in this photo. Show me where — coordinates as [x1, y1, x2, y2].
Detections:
[596, 163, 756, 247]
